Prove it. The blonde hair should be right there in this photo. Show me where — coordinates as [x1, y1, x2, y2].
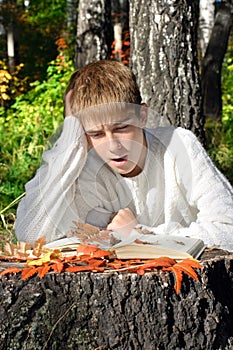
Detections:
[66, 60, 141, 115]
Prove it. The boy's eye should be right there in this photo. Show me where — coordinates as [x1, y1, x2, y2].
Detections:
[87, 132, 103, 139]
[91, 133, 103, 138]
[115, 125, 130, 131]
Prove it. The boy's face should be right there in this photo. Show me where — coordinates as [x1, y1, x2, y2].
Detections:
[83, 105, 147, 177]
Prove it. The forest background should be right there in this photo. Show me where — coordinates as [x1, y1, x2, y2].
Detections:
[0, 0, 232, 243]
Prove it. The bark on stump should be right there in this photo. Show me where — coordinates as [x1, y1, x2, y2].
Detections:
[1, 250, 233, 350]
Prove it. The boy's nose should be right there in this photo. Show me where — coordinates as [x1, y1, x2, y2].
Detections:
[106, 133, 121, 153]
[108, 137, 121, 153]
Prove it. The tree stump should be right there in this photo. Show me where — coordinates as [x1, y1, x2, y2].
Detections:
[1, 250, 233, 350]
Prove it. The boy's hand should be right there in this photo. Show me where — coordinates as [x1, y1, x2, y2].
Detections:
[107, 208, 137, 238]
[63, 90, 73, 117]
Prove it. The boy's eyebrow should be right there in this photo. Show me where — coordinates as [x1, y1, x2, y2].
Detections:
[85, 129, 103, 134]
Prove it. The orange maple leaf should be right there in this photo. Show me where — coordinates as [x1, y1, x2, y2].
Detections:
[164, 258, 203, 294]
[92, 249, 111, 258]
[169, 265, 183, 294]
[76, 244, 99, 255]
[50, 261, 64, 273]
[136, 267, 145, 275]
[140, 257, 176, 269]
[37, 263, 51, 279]
[0, 267, 23, 276]
[87, 258, 105, 267]
[21, 267, 38, 280]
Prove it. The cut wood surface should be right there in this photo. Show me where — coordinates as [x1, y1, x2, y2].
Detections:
[1, 249, 233, 350]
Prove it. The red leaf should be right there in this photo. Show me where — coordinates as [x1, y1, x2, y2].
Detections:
[136, 267, 145, 275]
[108, 261, 123, 269]
[37, 263, 51, 279]
[0, 267, 22, 276]
[21, 267, 37, 280]
[76, 244, 99, 255]
[165, 259, 203, 294]
[174, 259, 203, 281]
[87, 258, 105, 267]
[180, 258, 203, 270]
[134, 239, 152, 245]
[138, 257, 176, 270]
[50, 261, 64, 273]
[169, 265, 183, 294]
[92, 249, 111, 258]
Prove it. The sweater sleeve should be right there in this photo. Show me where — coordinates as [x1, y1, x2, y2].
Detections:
[135, 128, 233, 251]
[15, 116, 88, 245]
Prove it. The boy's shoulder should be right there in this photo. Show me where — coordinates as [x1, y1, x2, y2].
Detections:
[145, 126, 195, 146]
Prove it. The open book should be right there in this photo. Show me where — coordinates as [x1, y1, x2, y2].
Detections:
[44, 223, 205, 260]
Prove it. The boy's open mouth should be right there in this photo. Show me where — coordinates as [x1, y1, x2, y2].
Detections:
[110, 155, 128, 167]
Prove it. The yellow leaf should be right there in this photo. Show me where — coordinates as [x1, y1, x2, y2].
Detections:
[27, 250, 61, 266]
[5, 72, 12, 80]
[1, 92, 10, 100]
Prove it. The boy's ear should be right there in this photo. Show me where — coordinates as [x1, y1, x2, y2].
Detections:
[139, 103, 148, 127]
[64, 90, 73, 118]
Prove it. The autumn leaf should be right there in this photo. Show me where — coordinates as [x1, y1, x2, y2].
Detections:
[108, 261, 123, 269]
[165, 258, 203, 294]
[76, 244, 99, 255]
[32, 237, 46, 256]
[37, 263, 51, 279]
[0, 267, 22, 277]
[2, 241, 31, 260]
[71, 221, 99, 236]
[86, 258, 105, 267]
[0, 232, 203, 295]
[142, 257, 176, 269]
[92, 249, 111, 258]
[181, 258, 204, 269]
[0, 254, 27, 261]
[21, 267, 38, 280]
[1, 241, 12, 256]
[169, 265, 183, 294]
[50, 261, 64, 273]
[27, 250, 61, 266]
[136, 267, 145, 275]
[174, 264, 198, 280]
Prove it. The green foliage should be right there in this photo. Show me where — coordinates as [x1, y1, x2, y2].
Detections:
[26, 0, 67, 30]
[0, 54, 74, 211]
[0, 0, 71, 83]
[206, 55, 233, 184]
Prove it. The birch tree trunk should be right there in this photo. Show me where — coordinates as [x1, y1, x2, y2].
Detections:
[74, 0, 113, 69]
[7, 23, 15, 74]
[201, 1, 233, 119]
[198, 0, 215, 59]
[129, 0, 205, 143]
[111, 0, 129, 62]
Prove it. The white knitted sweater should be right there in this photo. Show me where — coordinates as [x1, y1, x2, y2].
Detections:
[15, 116, 233, 250]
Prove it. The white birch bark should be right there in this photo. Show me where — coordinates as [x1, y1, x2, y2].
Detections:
[198, 0, 215, 59]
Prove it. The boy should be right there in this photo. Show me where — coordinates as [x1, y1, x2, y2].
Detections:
[15, 60, 233, 251]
